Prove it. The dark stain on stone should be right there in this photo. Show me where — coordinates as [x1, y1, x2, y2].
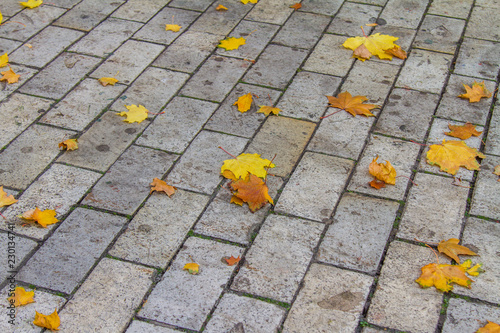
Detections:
[381, 80, 391, 85]
[96, 144, 110, 152]
[125, 128, 137, 134]
[21, 147, 33, 153]
[81, 14, 90, 19]
[229, 322, 245, 333]
[317, 291, 364, 311]
[38, 109, 46, 113]
[138, 224, 152, 233]
[204, 80, 213, 86]
[399, 125, 406, 131]
[214, 57, 224, 62]
[391, 94, 401, 100]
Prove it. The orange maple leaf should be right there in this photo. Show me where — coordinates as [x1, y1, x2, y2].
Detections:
[445, 122, 482, 140]
[369, 178, 386, 189]
[0, 68, 20, 84]
[385, 45, 407, 59]
[437, 238, 477, 264]
[369, 156, 396, 185]
[150, 178, 176, 197]
[8, 287, 35, 307]
[257, 105, 280, 116]
[58, 138, 78, 151]
[20, 207, 59, 228]
[458, 81, 492, 103]
[477, 321, 500, 333]
[233, 93, 253, 112]
[415, 262, 472, 292]
[33, 309, 60, 330]
[426, 140, 485, 175]
[230, 174, 273, 213]
[225, 255, 241, 266]
[325, 91, 377, 117]
[0, 186, 17, 207]
[216, 4, 228, 11]
[290, 3, 302, 10]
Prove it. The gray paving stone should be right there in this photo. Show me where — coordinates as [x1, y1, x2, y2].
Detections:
[82, 145, 176, 214]
[69, 18, 143, 57]
[470, 156, 500, 220]
[19, 53, 100, 99]
[273, 12, 330, 49]
[374, 88, 440, 141]
[9, 26, 83, 68]
[367, 241, 444, 333]
[1, 164, 101, 240]
[189, 0, 253, 35]
[58, 112, 149, 172]
[0, 234, 36, 284]
[397, 172, 469, 243]
[126, 321, 179, 333]
[0, 38, 21, 54]
[443, 298, 500, 333]
[351, 0, 387, 5]
[50, 0, 83, 8]
[486, 105, 500, 156]
[0, 64, 38, 101]
[428, 0, 473, 18]
[0, 2, 24, 16]
[414, 15, 465, 54]
[0, 124, 76, 189]
[110, 67, 189, 114]
[232, 215, 323, 302]
[133, 7, 200, 45]
[91, 40, 164, 85]
[167, 130, 248, 194]
[318, 193, 399, 274]
[283, 263, 373, 333]
[140, 237, 243, 330]
[277, 71, 341, 122]
[137, 97, 218, 153]
[327, 2, 381, 36]
[204, 293, 285, 333]
[204, 83, 281, 138]
[153, 31, 222, 73]
[476, 0, 500, 7]
[454, 38, 500, 81]
[112, 0, 170, 22]
[245, 0, 296, 25]
[59, 258, 154, 332]
[54, 0, 125, 31]
[275, 152, 354, 222]
[380, 0, 428, 29]
[302, 34, 355, 77]
[348, 135, 420, 200]
[245, 116, 316, 177]
[180, 55, 250, 102]
[465, 5, 500, 42]
[110, 189, 209, 268]
[17, 208, 127, 294]
[242, 45, 307, 90]
[169, 0, 215, 11]
[436, 74, 495, 125]
[0, 93, 53, 148]
[299, 0, 343, 15]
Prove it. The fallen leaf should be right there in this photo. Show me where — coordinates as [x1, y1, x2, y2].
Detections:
[369, 156, 396, 185]
[241, 0, 258, 3]
[165, 24, 181, 32]
[290, 3, 302, 10]
[20, 0, 43, 9]
[230, 174, 273, 212]
[426, 140, 485, 175]
[7, 287, 35, 307]
[20, 207, 59, 228]
[233, 93, 253, 112]
[33, 309, 60, 330]
[183, 262, 199, 275]
[477, 321, 500, 333]
[369, 178, 386, 189]
[221, 153, 275, 180]
[1, 68, 20, 84]
[494, 165, 500, 181]
[0, 53, 8, 67]
[437, 238, 477, 264]
[445, 122, 482, 140]
[326, 91, 377, 117]
[257, 105, 280, 116]
[458, 81, 492, 103]
[225, 255, 241, 266]
[218, 37, 246, 51]
[230, 195, 244, 206]
[58, 138, 78, 151]
[26, 44, 33, 48]
[415, 262, 472, 292]
[385, 45, 407, 59]
[0, 186, 17, 207]
[98, 76, 118, 86]
[216, 4, 228, 11]
[0, 10, 3, 25]
[460, 259, 484, 277]
[366, 23, 378, 27]
[343, 33, 400, 61]
[150, 178, 176, 197]
[353, 44, 371, 59]
[118, 104, 148, 123]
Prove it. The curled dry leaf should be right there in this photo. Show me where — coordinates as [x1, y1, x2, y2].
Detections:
[426, 140, 485, 175]
[150, 178, 176, 197]
[225, 255, 241, 266]
[257, 105, 280, 116]
[218, 37, 246, 51]
[98, 76, 118, 86]
[233, 93, 253, 112]
[58, 138, 78, 151]
[290, 3, 302, 10]
[20, 0, 43, 9]
[33, 309, 60, 330]
[0, 186, 18, 207]
[445, 122, 482, 140]
[369, 178, 386, 189]
[8, 287, 35, 307]
[384, 45, 407, 59]
[165, 24, 181, 32]
[458, 81, 492, 103]
[221, 153, 275, 180]
[0, 53, 8, 67]
[216, 4, 228, 11]
[326, 91, 377, 117]
[230, 174, 273, 213]
[437, 238, 477, 264]
[369, 156, 396, 185]
[1, 68, 20, 84]
[183, 262, 199, 275]
[477, 321, 500, 333]
[118, 104, 148, 123]
[343, 33, 400, 61]
[20, 207, 59, 228]
[415, 262, 472, 292]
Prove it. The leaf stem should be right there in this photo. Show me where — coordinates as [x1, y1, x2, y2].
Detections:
[415, 238, 440, 264]
[410, 140, 428, 147]
[360, 26, 367, 38]
[264, 154, 277, 183]
[320, 109, 342, 119]
[395, 175, 418, 186]
[0, 212, 5, 219]
[218, 146, 237, 159]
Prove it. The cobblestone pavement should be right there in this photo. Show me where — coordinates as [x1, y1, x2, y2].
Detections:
[1, 0, 500, 332]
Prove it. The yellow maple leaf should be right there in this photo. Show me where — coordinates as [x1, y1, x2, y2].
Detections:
[0, 10, 3, 25]
[369, 156, 396, 185]
[241, 0, 258, 3]
[437, 238, 477, 264]
[150, 178, 176, 197]
[98, 76, 118, 86]
[325, 91, 377, 117]
[118, 104, 148, 123]
[0, 53, 8, 67]
[494, 165, 500, 182]
[477, 321, 500, 333]
[343, 33, 399, 61]
[257, 105, 280, 116]
[166, 24, 181, 32]
[221, 153, 275, 180]
[58, 138, 78, 151]
[230, 174, 273, 212]
[458, 81, 492, 103]
[426, 140, 485, 175]
[218, 37, 246, 51]
[233, 93, 253, 112]
[216, 4, 228, 11]
[7, 287, 35, 307]
[460, 259, 484, 277]
[416, 262, 472, 292]
[183, 262, 199, 275]
[0, 186, 17, 208]
[33, 309, 60, 330]
[0, 68, 20, 84]
[445, 122, 482, 140]
[20, 0, 43, 9]
[20, 207, 59, 228]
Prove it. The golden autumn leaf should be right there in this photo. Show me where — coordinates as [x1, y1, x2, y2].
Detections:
[369, 156, 396, 185]
[415, 262, 472, 292]
[230, 174, 273, 213]
[326, 91, 377, 117]
[257, 105, 280, 116]
[183, 262, 199, 275]
[165, 24, 181, 32]
[233, 93, 253, 112]
[343, 32, 400, 61]
[118, 104, 148, 123]
[369, 178, 386, 189]
[221, 153, 275, 180]
[494, 165, 500, 181]
[216, 4, 228, 11]
[477, 321, 500, 333]
[458, 81, 492, 103]
[58, 138, 78, 151]
[218, 37, 246, 51]
[437, 238, 477, 264]
[426, 140, 485, 175]
[290, 3, 302, 10]
[225, 255, 241, 266]
[460, 259, 484, 277]
[33, 309, 60, 330]
[230, 195, 244, 206]
[0, 186, 17, 208]
[98, 76, 118, 86]
[20, 0, 43, 9]
[1, 68, 20, 84]
[0, 53, 8, 67]
[241, 0, 257, 3]
[150, 177, 176, 197]
[20, 207, 59, 228]
[385, 45, 407, 59]
[0, 10, 3, 25]
[445, 122, 482, 140]
[7, 287, 35, 307]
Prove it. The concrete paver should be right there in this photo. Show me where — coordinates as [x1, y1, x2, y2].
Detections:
[443, 298, 500, 332]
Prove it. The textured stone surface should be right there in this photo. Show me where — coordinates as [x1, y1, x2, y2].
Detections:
[454, 38, 500, 80]
[465, 5, 500, 42]
[428, 0, 473, 18]
[443, 298, 500, 332]
[299, 0, 344, 15]
[327, 2, 381, 36]
[0, 234, 37, 284]
[414, 15, 465, 54]
[303, 34, 355, 77]
[273, 12, 330, 49]
[486, 104, 500, 155]
[189, 1, 252, 35]
[245, 0, 296, 25]
[470, 156, 500, 220]
[112, 0, 169, 22]
[380, 0, 428, 28]
[126, 321, 179, 333]
[54, 0, 125, 31]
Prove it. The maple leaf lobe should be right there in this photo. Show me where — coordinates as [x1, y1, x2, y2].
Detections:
[118, 104, 148, 123]
[437, 238, 477, 264]
[150, 178, 176, 197]
[33, 309, 60, 330]
[426, 140, 485, 175]
[230, 174, 273, 213]
[0, 186, 18, 207]
[7, 286, 35, 307]
[326, 91, 377, 117]
[218, 37, 246, 51]
[221, 153, 275, 180]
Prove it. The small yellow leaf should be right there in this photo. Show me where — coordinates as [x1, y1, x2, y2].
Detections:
[221, 153, 275, 180]
[257, 105, 280, 116]
[98, 77, 118, 86]
[477, 321, 500, 333]
[0, 186, 17, 208]
[0, 68, 20, 84]
[366, 23, 378, 27]
[241, 0, 258, 3]
[7, 287, 35, 307]
[218, 37, 246, 51]
[494, 165, 500, 181]
[437, 238, 477, 264]
[150, 178, 176, 197]
[369, 156, 396, 185]
[20, 207, 59, 228]
[216, 4, 228, 11]
[183, 262, 199, 275]
[118, 104, 148, 123]
[20, 0, 43, 9]
[233, 93, 253, 113]
[58, 138, 78, 151]
[0, 53, 8, 67]
[33, 309, 60, 330]
[460, 259, 484, 277]
[458, 81, 492, 103]
[165, 24, 181, 32]
[0, 10, 3, 25]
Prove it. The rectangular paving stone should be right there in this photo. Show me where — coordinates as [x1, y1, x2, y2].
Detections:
[169, 0, 215, 11]
[54, 0, 125, 31]
[50, 0, 85, 8]
[327, 2, 381, 36]
[91, 40, 164, 85]
[112, 0, 169, 22]
[275, 152, 353, 222]
[0, 64, 38, 101]
[454, 38, 500, 80]
[82, 145, 177, 214]
[204, 83, 281, 138]
[0, 2, 24, 16]
[180, 55, 250, 102]
[245, 0, 296, 25]
[380, 0, 428, 29]
[10, 26, 84, 68]
[470, 156, 500, 220]
[0, 93, 53, 148]
[302, 34, 355, 77]
[397, 172, 469, 243]
[299, 0, 343, 15]
[204, 293, 285, 333]
[189, 0, 253, 35]
[133, 7, 200, 45]
[140, 237, 243, 331]
[413, 15, 465, 54]
[272, 12, 330, 49]
[443, 298, 500, 333]
[351, 0, 387, 5]
[318, 193, 399, 274]
[428, 0, 473, 19]
[17, 208, 127, 294]
[396, 49, 452, 94]
[126, 321, 179, 333]
[277, 71, 341, 122]
[19, 53, 100, 99]
[465, 5, 500, 42]
[110, 189, 209, 268]
[245, 116, 316, 177]
[59, 258, 154, 332]
[242, 44, 308, 90]
[232, 215, 323, 302]
[58, 112, 149, 172]
[167, 130, 248, 194]
[283, 264, 372, 333]
[153, 31, 222, 73]
[137, 97, 218, 153]
[367, 241, 444, 332]
[0, 234, 36, 284]
[110, 68, 189, 114]
[0, 38, 22, 54]
[374, 88, 440, 141]
[0, 124, 76, 189]
[476, 0, 500, 7]
[348, 135, 420, 200]
[1, 164, 101, 240]
[486, 105, 500, 156]
[69, 18, 143, 57]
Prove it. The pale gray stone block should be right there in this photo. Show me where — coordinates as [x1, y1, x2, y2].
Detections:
[443, 298, 500, 332]
[428, 0, 473, 18]
[414, 15, 466, 54]
[351, 0, 387, 5]
[169, 0, 215, 11]
[486, 105, 500, 156]
[470, 156, 500, 220]
[245, 0, 296, 25]
[454, 38, 500, 80]
[380, 0, 429, 29]
[189, 0, 253, 35]
[465, 5, 500, 41]
[475, 0, 500, 7]
[54, 0, 125, 31]
[327, 2, 381, 36]
[299, 0, 343, 15]
[302, 34, 355, 77]
[273, 12, 330, 49]
[49, 0, 83, 8]
[0, 234, 36, 284]
[112, 0, 170, 22]
[0, 38, 21, 54]
[126, 321, 179, 333]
